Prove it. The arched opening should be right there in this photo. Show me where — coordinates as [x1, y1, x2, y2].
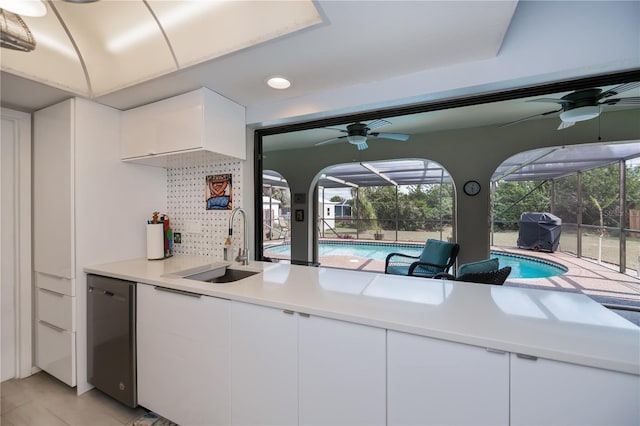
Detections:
[490, 141, 640, 314]
[263, 159, 456, 272]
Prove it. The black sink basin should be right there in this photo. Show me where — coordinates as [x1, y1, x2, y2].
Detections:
[184, 267, 260, 283]
[206, 268, 259, 283]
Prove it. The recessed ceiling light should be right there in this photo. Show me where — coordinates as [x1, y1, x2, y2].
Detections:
[0, 0, 47, 17]
[266, 76, 291, 90]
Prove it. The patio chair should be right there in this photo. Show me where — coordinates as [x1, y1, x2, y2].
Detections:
[277, 216, 289, 239]
[434, 258, 511, 285]
[385, 239, 460, 278]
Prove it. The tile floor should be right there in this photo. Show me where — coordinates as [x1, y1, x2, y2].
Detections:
[1, 372, 147, 426]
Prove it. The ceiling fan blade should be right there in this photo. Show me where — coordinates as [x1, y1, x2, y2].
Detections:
[600, 82, 640, 99]
[356, 141, 368, 151]
[527, 98, 574, 106]
[366, 119, 391, 131]
[499, 107, 562, 128]
[370, 132, 409, 141]
[600, 96, 640, 106]
[324, 127, 348, 133]
[557, 121, 575, 130]
[315, 135, 347, 146]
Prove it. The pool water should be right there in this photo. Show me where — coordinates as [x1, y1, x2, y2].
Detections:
[264, 242, 567, 279]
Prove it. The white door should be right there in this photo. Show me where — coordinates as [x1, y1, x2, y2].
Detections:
[1, 116, 17, 381]
[0, 109, 31, 381]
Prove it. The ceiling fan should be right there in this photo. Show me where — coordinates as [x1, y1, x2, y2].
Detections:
[504, 82, 640, 130]
[314, 119, 409, 151]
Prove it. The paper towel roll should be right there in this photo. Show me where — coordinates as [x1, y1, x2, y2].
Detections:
[147, 223, 165, 260]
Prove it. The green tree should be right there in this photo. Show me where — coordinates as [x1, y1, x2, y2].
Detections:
[353, 188, 377, 230]
[492, 181, 550, 229]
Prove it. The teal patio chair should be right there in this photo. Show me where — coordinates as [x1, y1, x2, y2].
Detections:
[434, 258, 511, 285]
[385, 239, 460, 278]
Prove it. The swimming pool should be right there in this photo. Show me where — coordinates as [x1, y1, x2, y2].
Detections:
[264, 241, 567, 279]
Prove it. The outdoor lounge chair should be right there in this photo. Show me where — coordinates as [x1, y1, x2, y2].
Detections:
[434, 258, 512, 285]
[385, 239, 460, 278]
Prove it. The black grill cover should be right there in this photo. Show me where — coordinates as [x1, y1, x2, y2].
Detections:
[517, 212, 562, 252]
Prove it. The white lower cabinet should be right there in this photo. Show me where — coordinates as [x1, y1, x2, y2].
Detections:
[137, 284, 230, 425]
[298, 313, 386, 425]
[35, 274, 76, 386]
[230, 301, 386, 426]
[135, 290, 639, 426]
[387, 330, 509, 426]
[231, 301, 298, 425]
[36, 321, 76, 386]
[510, 353, 640, 426]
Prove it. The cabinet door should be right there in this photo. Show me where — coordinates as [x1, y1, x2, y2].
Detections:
[387, 330, 509, 426]
[299, 315, 386, 425]
[120, 106, 156, 159]
[121, 90, 204, 159]
[230, 301, 298, 426]
[511, 354, 640, 426]
[154, 94, 203, 154]
[33, 99, 74, 278]
[137, 284, 230, 425]
[36, 321, 76, 386]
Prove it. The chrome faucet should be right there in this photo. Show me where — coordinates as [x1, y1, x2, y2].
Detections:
[228, 207, 250, 265]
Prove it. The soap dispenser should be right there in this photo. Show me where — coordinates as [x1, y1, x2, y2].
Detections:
[223, 236, 232, 261]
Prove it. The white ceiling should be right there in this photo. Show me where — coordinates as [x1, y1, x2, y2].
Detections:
[1, 0, 517, 112]
[1, 0, 639, 142]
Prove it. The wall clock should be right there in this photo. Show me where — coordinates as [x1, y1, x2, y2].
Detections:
[463, 180, 481, 196]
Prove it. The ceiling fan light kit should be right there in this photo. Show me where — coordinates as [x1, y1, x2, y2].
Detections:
[560, 105, 600, 123]
[314, 119, 409, 151]
[504, 83, 640, 130]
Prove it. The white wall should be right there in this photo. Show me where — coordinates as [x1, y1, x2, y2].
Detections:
[247, 1, 640, 127]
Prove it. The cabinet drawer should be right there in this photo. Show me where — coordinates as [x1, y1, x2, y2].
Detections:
[36, 272, 74, 296]
[37, 288, 75, 332]
[36, 321, 76, 387]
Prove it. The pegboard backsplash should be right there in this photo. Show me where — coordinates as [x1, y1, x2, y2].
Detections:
[167, 158, 243, 258]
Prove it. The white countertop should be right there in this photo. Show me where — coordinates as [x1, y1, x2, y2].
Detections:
[84, 255, 640, 375]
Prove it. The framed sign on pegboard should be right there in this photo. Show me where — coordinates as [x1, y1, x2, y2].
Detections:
[206, 174, 232, 210]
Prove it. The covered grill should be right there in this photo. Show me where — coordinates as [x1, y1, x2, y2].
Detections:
[517, 212, 562, 252]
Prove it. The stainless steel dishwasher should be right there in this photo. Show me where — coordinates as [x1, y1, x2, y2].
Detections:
[87, 274, 137, 407]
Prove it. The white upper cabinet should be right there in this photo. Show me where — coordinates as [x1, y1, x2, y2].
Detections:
[121, 88, 246, 166]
